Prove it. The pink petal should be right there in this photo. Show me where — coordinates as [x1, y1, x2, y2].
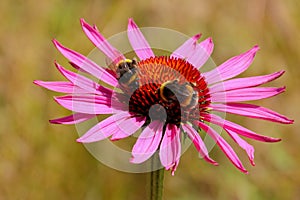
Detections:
[130, 121, 164, 163]
[210, 87, 285, 102]
[69, 61, 89, 74]
[34, 80, 86, 93]
[80, 18, 125, 64]
[127, 18, 155, 60]
[54, 95, 124, 114]
[110, 116, 146, 141]
[50, 113, 95, 124]
[55, 62, 112, 96]
[189, 37, 214, 69]
[203, 45, 260, 85]
[210, 103, 293, 124]
[181, 124, 218, 165]
[159, 124, 181, 175]
[197, 121, 248, 173]
[201, 113, 281, 142]
[225, 128, 255, 166]
[77, 112, 131, 143]
[209, 70, 285, 93]
[52, 39, 118, 87]
[171, 34, 201, 60]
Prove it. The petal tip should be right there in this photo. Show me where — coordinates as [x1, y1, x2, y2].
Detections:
[52, 38, 59, 46]
[128, 18, 138, 29]
[80, 18, 85, 24]
[253, 45, 260, 50]
[193, 33, 202, 40]
[80, 18, 89, 28]
[49, 119, 59, 124]
[76, 138, 83, 143]
[33, 80, 40, 85]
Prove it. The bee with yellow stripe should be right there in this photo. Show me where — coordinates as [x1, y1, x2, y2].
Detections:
[108, 58, 140, 92]
[159, 80, 199, 110]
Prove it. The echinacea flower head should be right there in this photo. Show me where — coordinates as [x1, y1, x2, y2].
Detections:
[35, 18, 293, 175]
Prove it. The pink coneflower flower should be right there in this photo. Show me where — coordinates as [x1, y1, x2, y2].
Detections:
[34, 18, 293, 175]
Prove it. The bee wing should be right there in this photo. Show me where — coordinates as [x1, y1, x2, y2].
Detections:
[175, 84, 191, 97]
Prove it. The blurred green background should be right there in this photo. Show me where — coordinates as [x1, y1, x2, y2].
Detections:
[0, 0, 299, 199]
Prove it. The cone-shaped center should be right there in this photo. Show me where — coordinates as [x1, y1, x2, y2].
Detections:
[118, 56, 210, 125]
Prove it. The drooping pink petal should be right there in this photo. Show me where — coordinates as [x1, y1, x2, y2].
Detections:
[77, 112, 131, 143]
[55, 62, 112, 96]
[110, 116, 146, 141]
[210, 86, 285, 102]
[130, 121, 164, 163]
[54, 95, 124, 114]
[127, 18, 155, 60]
[197, 121, 248, 173]
[201, 113, 281, 142]
[159, 124, 181, 175]
[210, 103, 293, 124]
[80, 18, 125, 64]
[203, 45, 260, 85]
[33, 80, 86, 93]
[209, 70, 285, 93]
[50, 113, 95, 124]
[181, 124, 218, 165]
[171, 34, 201, 60]
[224, 128, 255, 166]
[189, 37, 214, 69]
[52, 39, 118, 87]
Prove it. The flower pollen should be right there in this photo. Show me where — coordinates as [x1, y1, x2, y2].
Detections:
[124, 56, 211, 125]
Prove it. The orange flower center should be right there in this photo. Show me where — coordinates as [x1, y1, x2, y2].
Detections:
[117, 56, 210, 125]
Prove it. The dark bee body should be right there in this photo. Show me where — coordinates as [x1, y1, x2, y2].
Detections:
[159, 80, 199, 110]
[112, 58, 140, 91]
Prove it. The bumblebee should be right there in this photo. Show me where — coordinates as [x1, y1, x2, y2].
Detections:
[159, 80, 199, 110]
[108, 58, 140, 92]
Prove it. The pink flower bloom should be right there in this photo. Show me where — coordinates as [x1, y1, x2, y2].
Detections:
[34, 18, 293, 175]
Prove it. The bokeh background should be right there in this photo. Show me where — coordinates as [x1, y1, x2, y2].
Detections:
[0, 0, 299, 199]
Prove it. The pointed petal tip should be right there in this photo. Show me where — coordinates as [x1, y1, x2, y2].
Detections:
[288, 119, 295, 124]
[76, 137, 95, 143]
[212, 161, 219, 166]
[193, 33, 202, 40]
[171, 170, 175, 176]
[54, 61, 61, 69]
[52, 39, 64, 50]
[80, 18, 88, 27]
[128, 18, 138, 29]
[76, 138, 83, 143]
[266, 137, 282, 143]
[253, 44, 260, 51]
[110, 137, 120, 141]
[33, 80, 40, 85]
[129, 157, 135, 163]
[129, 157, 143, 164]
[247, 45, 260, 55]
[52, 38, 59, 46]
[49, 119, 60, 124]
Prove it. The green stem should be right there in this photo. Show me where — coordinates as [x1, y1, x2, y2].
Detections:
[150, 156, 165, 200]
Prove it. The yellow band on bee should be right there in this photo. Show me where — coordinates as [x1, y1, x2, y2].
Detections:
[160, 81, 173, 102]
[116, 59, 133, 66]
